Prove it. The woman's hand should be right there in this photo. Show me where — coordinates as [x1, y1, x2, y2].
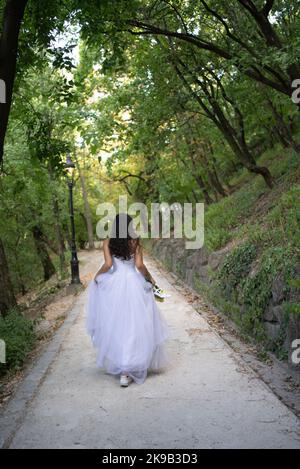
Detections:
[145, 274, 156, 286]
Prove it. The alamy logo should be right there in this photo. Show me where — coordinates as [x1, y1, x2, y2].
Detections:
[291, 79, 300, 104]
[0, 79, 6, 103]
[0, 339, 6, 364]
[291, 339, 300, 365]
[96, 196, 204, 249]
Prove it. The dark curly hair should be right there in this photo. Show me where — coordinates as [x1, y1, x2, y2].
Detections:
[108, 213, 139, 260]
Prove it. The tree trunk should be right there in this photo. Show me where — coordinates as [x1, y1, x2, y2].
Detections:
[32, 226, 56, 281]
[78, 166, 94, 249]
[47, 166, 66, 275]
[52, 196, 66, 275]
[0, 238, 16, 315]
[178, 146, 214, 204]
[205, 143, 228, 196]
[229, 125, 274, 188]
[194, 173, 214, 204]
[0, 0, 28, 168]
[210, 95, 274, 188]
[266, 99, 300, 153]
[238, 0, 300, 82]
[13, 243, 27, 296]
[63, 221, 72, 252]
[206, 169, 227, 197]
[191, 189, 199, 203]
[173, 59, 274, 188]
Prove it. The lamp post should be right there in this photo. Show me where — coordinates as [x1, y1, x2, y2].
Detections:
[64, 153, 81, 284]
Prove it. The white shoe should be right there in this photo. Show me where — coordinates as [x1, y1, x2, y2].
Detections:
[120, 374, 133, 387]
[153, 284, 171, 299]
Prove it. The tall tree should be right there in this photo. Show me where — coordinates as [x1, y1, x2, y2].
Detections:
[0, 237, 16, 315]
[0, 0, 28, 167]
[77, 155, 95, 250]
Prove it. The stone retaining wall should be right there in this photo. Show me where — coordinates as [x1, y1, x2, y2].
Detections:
[144, 238, 300, 372]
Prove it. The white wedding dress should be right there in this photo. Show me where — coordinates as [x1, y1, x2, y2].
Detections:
[86, 254, 170, 384]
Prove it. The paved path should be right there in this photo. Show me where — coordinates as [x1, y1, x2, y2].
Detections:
[1, 252, 300, 449]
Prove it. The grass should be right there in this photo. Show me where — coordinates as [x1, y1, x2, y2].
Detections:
[0, 309, 36, 377]
[204, 147, 300, 252]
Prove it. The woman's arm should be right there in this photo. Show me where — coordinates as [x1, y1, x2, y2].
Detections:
[134, 244, 156, 285]
[94, 238, 113, 281]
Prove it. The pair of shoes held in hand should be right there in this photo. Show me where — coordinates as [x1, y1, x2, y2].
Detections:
[152, 283, 171, 299]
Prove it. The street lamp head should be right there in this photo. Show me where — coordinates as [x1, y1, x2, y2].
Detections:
[64, 153, 75, 179]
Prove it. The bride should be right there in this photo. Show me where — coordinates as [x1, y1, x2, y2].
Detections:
[86, 213, 169, 387]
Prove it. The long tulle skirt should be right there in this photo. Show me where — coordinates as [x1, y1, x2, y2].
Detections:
[86, 269, 170, 384]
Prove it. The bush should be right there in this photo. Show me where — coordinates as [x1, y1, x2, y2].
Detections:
[217, 242, 257, 295]
[242, 246, 295, 312]
[216, 244, 296, 342]
[0, 309, 36, 377]
[266, 185, 300, 248]
[204, 178, 266, 252]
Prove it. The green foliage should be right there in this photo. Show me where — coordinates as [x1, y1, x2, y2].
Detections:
[0, 124, 69, 292]
[265, 184, 300, 249]
[0, 310, 36, 377]
[204, 178, 265, 251]
[216, 244, 296, 341]
[266, 310, 290, 360]
[236, 307, 267, 343]
[1, 0, 300, 367]
[284, 302, 300, 316]
[284, 278, 300, 316]
[217, 242, 257, 294]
